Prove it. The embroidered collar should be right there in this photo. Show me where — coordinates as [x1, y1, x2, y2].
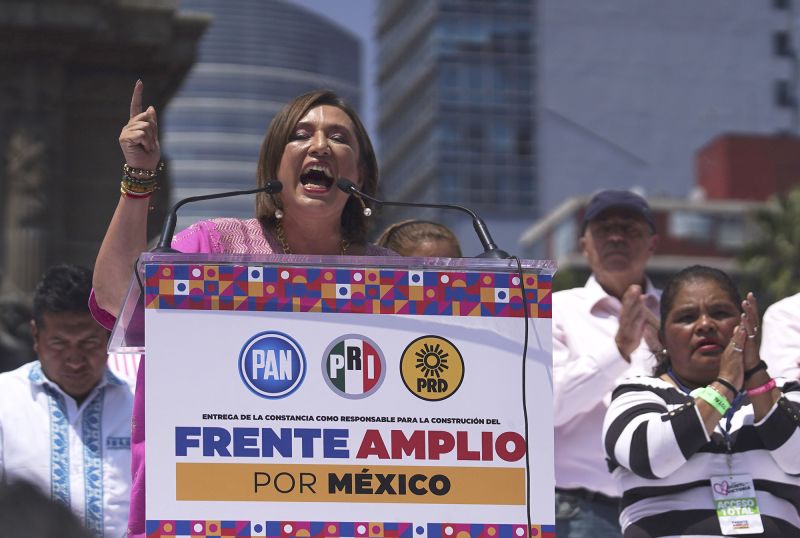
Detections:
[28, 362, 126, 392]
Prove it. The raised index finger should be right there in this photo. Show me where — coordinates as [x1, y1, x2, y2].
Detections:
[130, 79, 143, 119]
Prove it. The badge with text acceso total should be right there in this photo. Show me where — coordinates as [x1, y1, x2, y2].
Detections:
[711, 474, 764, 535]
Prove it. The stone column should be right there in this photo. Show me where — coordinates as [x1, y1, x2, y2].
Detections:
[3, 129, 50, 294]
[0, 0, 209, 294]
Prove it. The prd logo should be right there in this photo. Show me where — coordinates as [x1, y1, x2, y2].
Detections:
[322, 335, 386, 399]
[239, 331, 306, 399]
[400, 335, 464, 401]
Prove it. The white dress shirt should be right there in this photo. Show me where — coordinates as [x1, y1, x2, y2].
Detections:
[0, 361, 134, 537]
[553, 275, 661, 497]
[761, 292, 800, 381]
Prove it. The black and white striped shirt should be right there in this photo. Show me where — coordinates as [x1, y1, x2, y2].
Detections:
[602, 376, 800, 537]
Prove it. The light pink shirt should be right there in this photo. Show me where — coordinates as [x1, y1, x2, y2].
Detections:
[553, 275, 661, 496]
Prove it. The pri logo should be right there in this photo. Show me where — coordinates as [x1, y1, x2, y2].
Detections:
[400, 335, 464, 401]
[239, 331, 306, 399]
[322, 335, 386, 399]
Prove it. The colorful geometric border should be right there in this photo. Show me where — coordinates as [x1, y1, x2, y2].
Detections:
[143, 264, 552, 319]
[144, 520, 555, 538]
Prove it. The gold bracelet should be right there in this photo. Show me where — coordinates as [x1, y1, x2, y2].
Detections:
[120, 185, 152, 199]
[120, 181, 157, 198]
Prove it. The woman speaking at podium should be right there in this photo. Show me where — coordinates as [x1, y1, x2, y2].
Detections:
[91, 81, 393, 537]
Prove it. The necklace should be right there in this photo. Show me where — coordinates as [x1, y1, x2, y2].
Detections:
[275, 220, 350, 255]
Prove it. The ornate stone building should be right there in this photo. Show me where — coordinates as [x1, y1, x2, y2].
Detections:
[0, 0, 208, 296]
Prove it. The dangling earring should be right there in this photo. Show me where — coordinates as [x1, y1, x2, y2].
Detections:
[357, 196, 372, 217]
[270, 192, 283, 219]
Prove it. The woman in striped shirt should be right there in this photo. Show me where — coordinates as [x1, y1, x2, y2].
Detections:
[602, 265, 800, 537]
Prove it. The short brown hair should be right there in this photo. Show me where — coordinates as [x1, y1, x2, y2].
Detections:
[255, 90, 378, 244]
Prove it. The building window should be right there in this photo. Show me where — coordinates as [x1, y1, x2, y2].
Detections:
[668, 211, 712, 242]
[717, 216, 746, 251]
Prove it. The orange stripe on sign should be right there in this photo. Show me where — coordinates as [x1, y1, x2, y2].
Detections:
[176, 462, 525, 505]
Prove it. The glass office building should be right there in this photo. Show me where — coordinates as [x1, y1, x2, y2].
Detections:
[164, 0, 361, 225]
[376, 0, 536, 252]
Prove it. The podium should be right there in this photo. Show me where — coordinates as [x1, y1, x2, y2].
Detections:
[111, 252, 556, 538]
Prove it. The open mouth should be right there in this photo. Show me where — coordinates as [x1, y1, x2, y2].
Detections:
[300, 165, 334, 191]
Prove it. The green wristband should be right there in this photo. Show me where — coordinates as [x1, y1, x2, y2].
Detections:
[690, 386, 731, 416]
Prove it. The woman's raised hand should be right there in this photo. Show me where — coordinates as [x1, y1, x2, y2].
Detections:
[741, 292, 761, 371]
[719, 324, 747, 390]
[119, 80, 161, 171]
[718, 293, 761, 390]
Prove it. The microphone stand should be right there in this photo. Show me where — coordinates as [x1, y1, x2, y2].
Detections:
[336, 179, 511, 259]
[151, 181, 283, 252]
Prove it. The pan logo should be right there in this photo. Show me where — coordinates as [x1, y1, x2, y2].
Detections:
[239, 331, 306, 399]
[322, 335, 386, 399]
[400, 335, 464, 401]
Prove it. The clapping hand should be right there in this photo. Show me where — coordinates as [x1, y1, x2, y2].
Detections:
[615, 284, 660, 362]
[740, 292, 761, 372]
[718, 293, 760, 390]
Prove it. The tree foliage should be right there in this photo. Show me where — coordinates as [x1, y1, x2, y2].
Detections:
[551, 266, 590, 293]
[738, 186, 800, 308]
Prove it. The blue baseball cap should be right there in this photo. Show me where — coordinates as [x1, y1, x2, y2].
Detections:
[582, 190, 655, 233]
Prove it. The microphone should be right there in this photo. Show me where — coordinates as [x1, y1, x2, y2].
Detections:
[336, 178, 510, 259]
[152, 180, 283, 252]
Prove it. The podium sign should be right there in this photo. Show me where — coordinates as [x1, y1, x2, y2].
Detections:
[131, 253, 555, 538]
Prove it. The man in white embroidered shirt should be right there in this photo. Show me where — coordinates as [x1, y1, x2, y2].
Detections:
[553, 190, 661, 537]
[0, 264, 133, 537]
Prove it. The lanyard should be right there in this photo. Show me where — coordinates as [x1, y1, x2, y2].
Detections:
[666, 368, 743, 456]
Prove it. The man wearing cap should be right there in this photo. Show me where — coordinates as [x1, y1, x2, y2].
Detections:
[553, 190, 660, 537]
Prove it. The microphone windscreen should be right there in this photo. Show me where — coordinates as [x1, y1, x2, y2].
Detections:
[336, 178, 357, 193]
[264, 180, 283, 194]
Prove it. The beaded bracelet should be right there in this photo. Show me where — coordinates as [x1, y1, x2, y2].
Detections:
[122, 180, 156, 192]
[123, 160, 165, 178]
[121, 174, 156, 186]
[691, 386, 731, 416]
[746, 378, 776, 397]
[122, 172, 158, 186]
